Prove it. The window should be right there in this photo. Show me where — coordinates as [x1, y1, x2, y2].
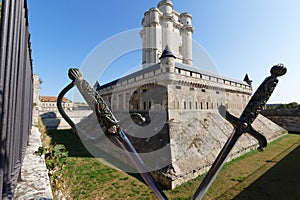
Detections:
[195, 102, 198, 109]
[190, 102, 192, 109]
[201, 89, 206, 92]
[184, 101, 187, 109]
[176, 86, 181, 89]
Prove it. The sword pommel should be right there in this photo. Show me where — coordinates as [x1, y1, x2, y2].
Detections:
[68, 68, 82, 81]
[270, 63, 287, 77]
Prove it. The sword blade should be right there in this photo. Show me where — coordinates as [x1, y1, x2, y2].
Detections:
[116, 130, 168, 200]
[67, 69, 168, 200]
[193, 128, 241, 200]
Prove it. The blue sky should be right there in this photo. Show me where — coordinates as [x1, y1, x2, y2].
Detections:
[27, 0, 300, 104]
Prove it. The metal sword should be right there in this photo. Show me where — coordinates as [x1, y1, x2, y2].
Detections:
[192, 64, 287, 200]
[57, 68, 168, 200]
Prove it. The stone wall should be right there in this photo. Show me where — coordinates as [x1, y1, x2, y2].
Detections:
[40, 110, 92, 130]
[261, 108, 300, 133]
[32, 74, 40, 125]
[75, 109, 285, 189]
[157, 110, 285, 189]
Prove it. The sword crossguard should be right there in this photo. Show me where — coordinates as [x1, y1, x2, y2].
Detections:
[219, 105, 267, 151]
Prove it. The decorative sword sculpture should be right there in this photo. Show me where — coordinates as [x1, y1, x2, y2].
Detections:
[192, 63, 287, 199]
[57, 68, 168, 200]
[57, 64, 286, 200]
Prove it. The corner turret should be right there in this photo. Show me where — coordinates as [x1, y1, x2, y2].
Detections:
[160, 45, 176, 73]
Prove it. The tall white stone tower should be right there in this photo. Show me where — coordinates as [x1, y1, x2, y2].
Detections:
[140, 0, 194, 68]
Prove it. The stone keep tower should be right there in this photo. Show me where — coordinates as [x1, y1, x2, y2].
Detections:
[140, 0, 194, 68]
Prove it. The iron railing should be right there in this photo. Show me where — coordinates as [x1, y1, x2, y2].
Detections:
[0, 0, 33, 199]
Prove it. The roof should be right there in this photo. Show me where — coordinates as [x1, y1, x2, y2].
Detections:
[40, 96, 72, 103]
[160, 45, 176, 59]
[175, 62, 247, 85]
[97, 62, 248, 91]
[97, 64, 160, 90]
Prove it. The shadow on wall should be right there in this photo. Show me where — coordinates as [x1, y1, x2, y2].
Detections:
[40, 112, 61, 130]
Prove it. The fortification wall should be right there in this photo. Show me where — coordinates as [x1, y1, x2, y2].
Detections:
[261, 108, 300, 133]
[40, 110, 92, 130]
[157, 110, 285, 189]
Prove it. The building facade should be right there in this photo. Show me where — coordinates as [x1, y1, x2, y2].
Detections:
[40, 96, 73, 111]
[93, 0, 285, 189]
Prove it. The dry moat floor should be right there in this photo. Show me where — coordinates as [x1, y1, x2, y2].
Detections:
[47, 130, 300, 200]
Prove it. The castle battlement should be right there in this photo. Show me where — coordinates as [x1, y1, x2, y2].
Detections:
[99, 62, 251, 96]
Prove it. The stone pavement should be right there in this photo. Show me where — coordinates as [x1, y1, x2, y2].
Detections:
[13, 126, 53, 200]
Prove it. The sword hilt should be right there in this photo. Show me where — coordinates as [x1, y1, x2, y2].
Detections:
[219, 105, 267, 151]
[219, 64, 287, 151]
[193, 64, 287, 200]
[68, 68, 123, 139]
[240, 64, 287, 125]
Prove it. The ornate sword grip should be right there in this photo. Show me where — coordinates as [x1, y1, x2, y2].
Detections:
[68, 68, 121, 137]
[240, 64, 287, 125]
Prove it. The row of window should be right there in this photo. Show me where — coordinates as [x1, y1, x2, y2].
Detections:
[173, 101, 220, 110]
[41, 103, 72, 107]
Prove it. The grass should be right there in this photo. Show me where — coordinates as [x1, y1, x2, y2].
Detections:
[44, 130, 300, 200]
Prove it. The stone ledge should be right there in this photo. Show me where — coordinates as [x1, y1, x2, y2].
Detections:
[13, 126, 53, 200]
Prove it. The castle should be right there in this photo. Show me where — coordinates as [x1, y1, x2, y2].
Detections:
[92, 0, 285, 188]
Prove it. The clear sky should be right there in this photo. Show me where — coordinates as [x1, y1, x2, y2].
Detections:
[27, 0, 300, 104]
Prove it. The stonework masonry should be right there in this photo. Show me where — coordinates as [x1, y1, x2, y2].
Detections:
[40, 110, 92, 130]
[13, 126, 53, 200]
[141, 0, 194, 67]
[32, 74, 40, 126]
[261, 108, 300, 133]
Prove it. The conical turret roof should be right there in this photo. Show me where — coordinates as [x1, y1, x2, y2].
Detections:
[160, 45, 176, 59]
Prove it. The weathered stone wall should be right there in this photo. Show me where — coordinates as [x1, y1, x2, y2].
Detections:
[157, 110, 285, 189]
[76, 108, 285, 189]
[40, 110, 92, 130]
[32, 74, 40, 125]
[261, 108, 300, 133]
